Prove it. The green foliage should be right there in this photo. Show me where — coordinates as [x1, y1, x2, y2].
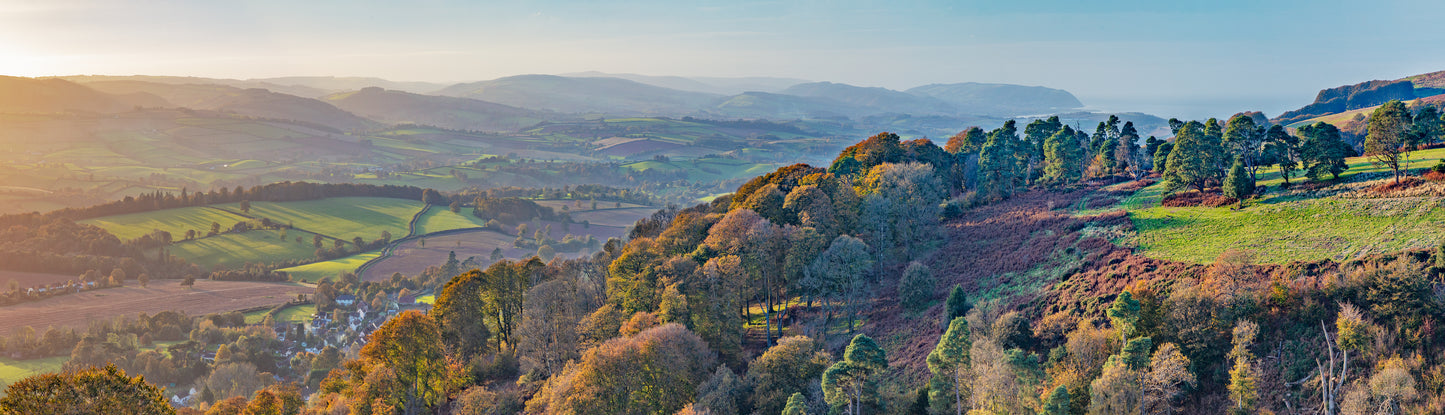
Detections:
[1299, 122, 1350, 180]
[945, 285, 972, 323]
[1107, 291, 1142, 340]
[898, 262, 936, 311]
[1222, 156, 1255, 202]
[1365, 100, 1415, 183]
[927, 317, 971, 415]
[746, 336, 831, 415]
[1163, 121, 1214, 192]
[1042, 125, 1083, 186]
[978, 121, 1019, 201]
[782, 392, 809, 415]
[1042, 385, 1070, 415]
[822, 334, 888, 415]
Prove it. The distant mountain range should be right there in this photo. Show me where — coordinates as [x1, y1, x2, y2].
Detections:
[11, 72, 1096, 134]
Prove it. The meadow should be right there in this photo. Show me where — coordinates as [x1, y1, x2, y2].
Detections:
[1117, 148, 1445, 264]
[412, 208, 490, 235]
[216, 197, 424, 241]
[243, 303, 317, 325]
[80, 206, 250, 241]
[275, 251, 382, 283]
[0, 356, 67, 387]
[167, 228, 327, 269]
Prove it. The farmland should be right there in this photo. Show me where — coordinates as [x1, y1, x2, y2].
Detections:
[360, 221, 631, 281]
[0, 271, 81, 289]
[0, 280, 306, 336]
[1116, 148, 1445, 264]
[0, 356, 66, 387]
[167, 228, 328, 269]
[276, 251, 382, 283]
[216, 197, 423, 241]
[79, 206, 250, 241]
[412, 208, 489, 234]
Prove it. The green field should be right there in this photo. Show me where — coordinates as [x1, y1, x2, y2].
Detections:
[244, 303, 317, 325]
[413, 208, 489, 234]
[81, 207, 250, 241]
[218, 197, 423, 241]
[1120, 148, 1445, 264]
[169, 229, 326, 269]
[415, 294, 435, 304]
[277, 251, 381, 282]
[0, 356, 66, 386]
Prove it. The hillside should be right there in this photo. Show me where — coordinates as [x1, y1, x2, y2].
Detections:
[74, 80, 378, 131]
[434, 74, 722, 115]
[324, 87, 559, 132]
[252, 76, 449, 95]
[0, 76, 167, 114]
[707, 91, 872, 119]
[1274, 70, 1445, 125]
[60, 74, 333, 99]
[780, 81, 957, 116]
[565, 71, 808, 94]
[905, 82, 1083, 115]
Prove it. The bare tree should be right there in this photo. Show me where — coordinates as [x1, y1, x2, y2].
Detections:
[1317, 321, 1349, 415]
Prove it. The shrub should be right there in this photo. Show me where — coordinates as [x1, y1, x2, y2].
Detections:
[898, 262, 936, 311]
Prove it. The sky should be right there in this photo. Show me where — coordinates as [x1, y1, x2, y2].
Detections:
[2, 0, 1444, 119]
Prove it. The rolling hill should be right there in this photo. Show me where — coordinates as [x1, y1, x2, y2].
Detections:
[779, 81, 956, 116]
[324, 87, 560, 132]
[0, 76, 167, 114]
[905, 82, 1083, 115]
[434, 74, 722, 115]
[564, 71, 808, 95]
[68, 79, 379, 131]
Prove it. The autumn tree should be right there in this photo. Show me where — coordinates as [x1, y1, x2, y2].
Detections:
[525, 324, 716, 415]
[804, 235, 873, 335]
[746, 336, 831, 415]
[0, 364, 174, 415]
[1365, 100, 1415, 183]
[1142, 342, 1196, 414]
[430, 270, 492, 358]
[362, 310, 447, 415]
[1227, 320, 1260, 413]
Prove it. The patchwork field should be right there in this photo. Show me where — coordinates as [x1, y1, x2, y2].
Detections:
[167, 228, 327, 269]
[360, 222, 630, 281]
[243, 303, 316, 325]
[569, 207, 659, 227]
[80, 206, 249, 241]
[276, 251, 382, 283]
[412, 208, 488, 235]
[216, 197, 423, 241]
[0, 280, 306, 336]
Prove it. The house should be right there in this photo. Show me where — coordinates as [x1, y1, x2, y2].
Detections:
[335, 294, 356, 307]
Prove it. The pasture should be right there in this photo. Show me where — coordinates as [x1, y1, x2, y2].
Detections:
[413, 208, 489, 235]
[80, 206, 249, 241]
[0, 356, 67, 387]
[167, 229, 326, 269]
[216, 197, 423, 241]
[276, 251, 381, 283]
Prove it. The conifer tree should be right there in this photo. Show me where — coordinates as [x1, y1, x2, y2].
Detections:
[1365, 100, 1414, 183]
[1163, 121, 1212, 192]
[1223, 156, 1255, 204]
[978, 121, 1019, 201]
[1299, 122, 1349, 180]
[1043, 125, 1083, 186]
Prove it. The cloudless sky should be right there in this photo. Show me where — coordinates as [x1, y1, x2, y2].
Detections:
[2, 0, 1444, 119]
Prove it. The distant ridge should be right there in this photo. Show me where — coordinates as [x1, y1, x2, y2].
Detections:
[434, 74, 721, 115]
[325, 87, 562, 132]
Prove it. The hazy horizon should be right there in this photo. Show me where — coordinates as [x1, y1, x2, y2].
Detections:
[4, 0, 1445, 119]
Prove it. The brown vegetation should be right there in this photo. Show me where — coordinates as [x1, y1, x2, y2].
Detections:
[1160, 191, 1237, 207]
[0, 280, 303, 334]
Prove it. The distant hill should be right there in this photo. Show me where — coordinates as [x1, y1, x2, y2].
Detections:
[60, 75, 332, 99]
[79, 80, 376, 131]
[435, 75, 722, 115]
[254, 76, 450, 95]
[707, 91, 872, 119]
[325, 87, 560, 132]
[779, 82, 957, 116]
[565, 71, 808, 94]
[1274, 70, 1445, 125]
[905, 82, 1083, 116]
[0, 76, 167, 114]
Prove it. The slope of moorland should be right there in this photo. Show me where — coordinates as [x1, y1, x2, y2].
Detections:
[780, 81, 957, 116]
[905, 82, 1084, 115]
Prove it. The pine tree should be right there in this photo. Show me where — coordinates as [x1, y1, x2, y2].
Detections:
[1042, 125, 1083, 186]
[1365, 100, 1414, 183]
[944, 285, 971, 322]
[1299, 122, 1349, 180]
[782, 392, 809, 415]
[978, 121, 1018, 201]
[1223, 156, 1255, 204]
[928, 317, 971, 415]
[1163, 121, 1212, 192]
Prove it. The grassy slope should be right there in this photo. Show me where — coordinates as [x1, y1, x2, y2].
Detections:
[217, 197, 423, 241]
[168, 229, 326, 269]
[413, 208, 489, 234]
[1120, 148, 1445, 264]
[80, 207, 249, 241]
[0, 356, 66, 386]
[275, 251, 382, 283]
[243, 303, 316, 324]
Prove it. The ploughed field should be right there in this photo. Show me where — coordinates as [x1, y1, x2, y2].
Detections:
[361, 222, 630, 281]
[0, 280, 306, 335]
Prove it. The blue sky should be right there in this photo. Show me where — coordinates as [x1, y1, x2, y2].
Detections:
[2, 0, 1444, 119]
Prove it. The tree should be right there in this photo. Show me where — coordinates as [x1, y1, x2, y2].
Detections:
[1227, 320, 1260, 413]
[516, 279, 585, 378]
[1410, 105, 1442, 146]
[1223, 114, 1266, 180]
[746, 336, 831, 415]
[449, 200, 461, 213]
[944, 285, 971, 323]
[181, 275, 195, 289]
[1368, 357, 1418, 415]
[977, 121, 1018, 201]
[490, 247, 503, 262]
[782, 392, 809, 415]
[1142, 343, 1196, 415]
[1300, 122, 1350, 180]
[137, 273, 149, 287]
[1162, 121, 1212, 192]
[897, 262, 935, 311]
[1042, 385, 1070, 415]
[361, 310, 446, 415]
[822, 334, 887, 415]
[1106, 290, 1141, 341]
[1365, 100, 1414, 183]
[431, 270, 492, 358]
[860, 163, 945, 262]
[0, 364, 175, 415]
[239, 200, 251, 214]
[694, 366, 745, 415]
[1042, 125, 1084, 186]
[526, 324, 715, 415]
[1151, 141, 1174, 174]
[927, 317, 971, 415]
[1263, 125, 1301, 185]
[804, 235, 873, 335]
[1223, 156, 1255, 204]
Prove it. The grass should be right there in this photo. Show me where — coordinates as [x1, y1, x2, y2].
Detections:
[276, 251, 381, 283]
[0, 356, 67, 386]
[218, 197, 423, 241]
[243, 303, 316, 324]
[168, 229, 326, 269]
[413, 208, 489, 234]
[81, 207, 249, 241]
[415, 294, 435, 304]
[1121, 148, 1445, 264]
